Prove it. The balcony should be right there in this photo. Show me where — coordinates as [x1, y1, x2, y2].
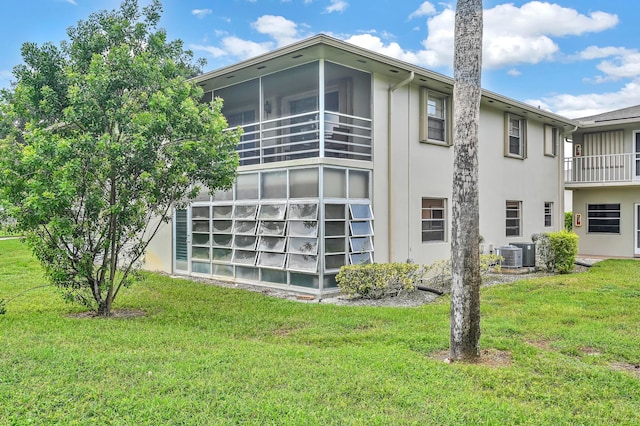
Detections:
[234, 111, 372, 166]
[564, 153, 640, 186]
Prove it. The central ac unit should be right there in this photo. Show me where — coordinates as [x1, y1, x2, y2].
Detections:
[496, 245, 523, 269]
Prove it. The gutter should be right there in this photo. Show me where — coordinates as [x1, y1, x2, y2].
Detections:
[387, 71, 414, 262]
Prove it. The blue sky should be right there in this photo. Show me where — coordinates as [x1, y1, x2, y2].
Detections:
[0, 0, 638, 118]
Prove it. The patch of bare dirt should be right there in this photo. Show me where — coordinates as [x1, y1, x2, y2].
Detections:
[610, 362, 640, 378]
[430, 348, 512, 367]
[67, 308, 146, 319]
[526, 339, 555, 351]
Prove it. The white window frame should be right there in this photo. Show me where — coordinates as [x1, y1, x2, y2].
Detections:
[544, 125, 559, 157]
[506, 200, 522, 237]
[505, 114, 527, 159]
[420, 88, 451, 146]
[421, 198, 447, 242]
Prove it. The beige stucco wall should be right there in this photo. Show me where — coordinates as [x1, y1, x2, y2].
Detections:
[142, 215, 173, 273]
[572, 187, 638, 258]
[372, 79, 564, 267]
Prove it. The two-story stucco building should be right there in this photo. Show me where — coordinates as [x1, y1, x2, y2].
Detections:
[144, 34, 577, 297]
[565, 105, 640, 258]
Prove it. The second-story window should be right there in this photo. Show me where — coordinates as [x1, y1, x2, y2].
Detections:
[420, 88, 450, 146]
[505, 114, 527, 159]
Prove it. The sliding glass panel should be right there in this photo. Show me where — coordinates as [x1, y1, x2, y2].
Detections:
[288, 238, 318, 255]
[258, 221, 286, 236]
[212, 205, 233, 219]
[234, 221, 257, 235]
[213, 220, 233, 233]
[257, 252, 287, 269]
[288, 221, 318, 237]
[234, 204, 258, 219]
[257, 236, 286, 252]
[234, 235, 257, 250]
[258, 204, 287, 220]
[212, 233, 233, 247]
[212, 248, 233, 262]
[288, 254, 318, 272]
[289, 203, 318, 220]
[232, 250, 257, 265]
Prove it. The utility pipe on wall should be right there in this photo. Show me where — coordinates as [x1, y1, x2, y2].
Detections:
[387, 71, 414, 262]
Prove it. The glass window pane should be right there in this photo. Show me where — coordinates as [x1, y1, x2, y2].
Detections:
[289, 203, 318, 220]
[212, 205, 233, 219]
[213, 188, 234, 202]
[212, 233, 233, 247]
[350, 204, 373, 220]
[234, 235, 257, 250]
[324, 61, 371, 119]
[290, 272, 319, 289]
[258, 204, 287, 220]
[234, 221, 257, 235]
[325, 221, 346, 237]
[288, 254, 318, 272]
[257, 252, 287, 269]
[350, 252, 372, 265]
[325, 254, 346, 270]
[232, 250, 257, 265]
[288, 221, 318, 237]
[350, 221, 372, 236]
[192, 247, 210, 260]
[325, 204, 346, 219]
[350, 237, 373, 252]
[234, 204, 258, 219]
[290, 168, 319, 198]
[323, 168, 347, 198]
[262, 62, 319, 120]
[261, 170, 287, 199]
[192, 262, 211, 274]
[236, 174, 259, 200]
[236, 266, 259, 280]
[261, 268, 287, 284]
[349, 170, 369, 199]
[288, 238, 318, 255]
[212, 264, 234, 276]
[258, 221, 287, 236]
[194, 188, 210, 202]
[192, 220, 209, 233]
[213, 220, 233, 233]
[325, 238, 346, 253]
[192, 233, 210, 246]
[212, 248, 233, 262]
[192, 206, 209, 219]
[257, 236, 286, 252]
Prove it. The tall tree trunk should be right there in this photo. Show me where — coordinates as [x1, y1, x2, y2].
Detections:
[450, 0, 483, 362]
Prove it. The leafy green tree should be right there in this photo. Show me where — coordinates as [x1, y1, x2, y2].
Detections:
[0, 0, 240, 316]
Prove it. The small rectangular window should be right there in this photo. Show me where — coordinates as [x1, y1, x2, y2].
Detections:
[506, 201, 522, 237]
[505, 114, 526, 159]
[420, 88, 450, 145]
[422, 198, 446, 242]
[587, 204, 620, 233]
[544, 202, 553, 227]
[544, 125, 559, 157]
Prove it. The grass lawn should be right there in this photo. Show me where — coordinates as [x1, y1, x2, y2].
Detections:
[1, 238, 639, 425]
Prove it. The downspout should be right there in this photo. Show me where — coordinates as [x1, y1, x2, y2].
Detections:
[559, 125, 578, 229]
[387, 71, 414, 262]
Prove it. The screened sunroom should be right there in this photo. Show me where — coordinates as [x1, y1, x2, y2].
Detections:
[174, 59, 375, 294]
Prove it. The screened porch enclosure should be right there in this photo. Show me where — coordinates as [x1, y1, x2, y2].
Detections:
[173, 166, 374, 292]
[210, 61, 372, 165]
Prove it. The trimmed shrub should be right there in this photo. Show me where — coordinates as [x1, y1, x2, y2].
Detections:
[336, 263, 429, 299]
[548, 230, 579, 274]
[565, 211, 573, 231]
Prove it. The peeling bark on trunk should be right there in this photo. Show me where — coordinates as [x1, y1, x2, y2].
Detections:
[450, 0, 483, 362]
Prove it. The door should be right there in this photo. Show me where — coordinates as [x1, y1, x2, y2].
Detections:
[635, 204, 640, 256]
[174, 208, 190, 274]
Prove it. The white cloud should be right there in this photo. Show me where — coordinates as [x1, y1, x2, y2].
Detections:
[220, 37, 273, 60]
[63, 0, 77, 5]
[579, 46, 631, 60]
[409, 2, 436, 20]
[526, 79, 640, 118]
[326, 0, 348, 14]
[507, 68, 521, 77]
[189, 44, 228, 58]
[192, 9, 213, 19]
[252, 15, 300, 47]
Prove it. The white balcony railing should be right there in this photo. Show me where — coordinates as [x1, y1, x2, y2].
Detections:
[564, 153, 639, 184]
